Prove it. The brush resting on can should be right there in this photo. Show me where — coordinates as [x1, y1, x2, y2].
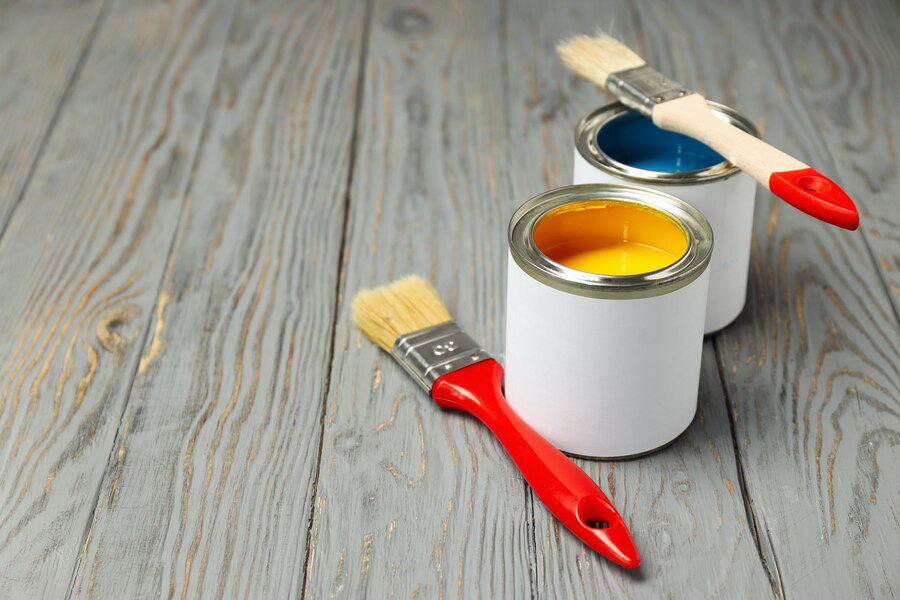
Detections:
[352, 276, 640, 569]
[558, 33, 860, 230]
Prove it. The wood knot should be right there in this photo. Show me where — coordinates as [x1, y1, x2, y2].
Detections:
[333, 429, 363, 459]
[525, 89, 566, 123]
[96, 304, 141, 354]
[385, 7, 431, 35]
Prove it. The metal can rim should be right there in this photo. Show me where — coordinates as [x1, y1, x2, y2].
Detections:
[575, 101, 760, 185]
[508, 183, 713, 299]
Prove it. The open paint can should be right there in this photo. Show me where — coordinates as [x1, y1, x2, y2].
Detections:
[573, 102, 759, 333]
[505, 183, 713, 458]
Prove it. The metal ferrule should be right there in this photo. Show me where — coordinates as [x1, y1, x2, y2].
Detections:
[606, 65, 689, 117]
[391, 321, 491, 392]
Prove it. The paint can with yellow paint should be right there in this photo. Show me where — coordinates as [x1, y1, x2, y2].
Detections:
[505, 183, 713, 458]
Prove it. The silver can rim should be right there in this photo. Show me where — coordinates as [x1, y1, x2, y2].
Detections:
[575, 101, 760, 185]
[508, 183, 713, 299]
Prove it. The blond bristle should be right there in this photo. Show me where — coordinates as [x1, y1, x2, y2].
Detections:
[557, 33, 645, 87]
[352, 276, 453, 351]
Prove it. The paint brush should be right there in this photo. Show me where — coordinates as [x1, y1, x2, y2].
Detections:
[352, 276, 640, 568]
[558, 33, 859, 230]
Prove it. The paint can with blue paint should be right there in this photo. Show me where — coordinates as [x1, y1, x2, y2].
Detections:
[573, 102, 759, 333]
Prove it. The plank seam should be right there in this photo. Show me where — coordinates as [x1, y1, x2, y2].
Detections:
[712, 335, 785, 600]
[523, 482, 539, 600]
[298, 0, 375, 596]
[495, 0, 540, 596]
[0, 0, 110, 247]
[763, 523, 786, 600]
[62, 0, 244, 595]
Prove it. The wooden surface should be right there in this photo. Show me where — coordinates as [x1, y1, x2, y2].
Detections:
[0, 0, 896, 598]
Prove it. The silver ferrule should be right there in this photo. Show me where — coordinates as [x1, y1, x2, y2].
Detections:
[606, 65, 690, 117]
[391, 321, 491, 392]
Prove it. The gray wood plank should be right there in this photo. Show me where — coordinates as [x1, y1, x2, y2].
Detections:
[503, 4, 775, 596]
[0, 0, 237, 596]
[626, 0, 900, 597]
[2, 0, 894, 598]
[762, 0, 900, 316]
[0, 0, 104, 230]
[68, 0, 367, 597]
[303, 0, 535, 597]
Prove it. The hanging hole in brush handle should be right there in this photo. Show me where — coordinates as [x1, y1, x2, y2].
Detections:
[430, 359, 640, 568]
[572, 493, 634, 561]
[769, 167, 859, 230]
[578, 495, 616, 530]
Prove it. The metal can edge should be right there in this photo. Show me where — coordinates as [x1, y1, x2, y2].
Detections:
[574, 101, 761, 185]
[508, 183, 714, 300]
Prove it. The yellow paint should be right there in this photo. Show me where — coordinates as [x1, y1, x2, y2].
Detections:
[533, 200, 688, 276]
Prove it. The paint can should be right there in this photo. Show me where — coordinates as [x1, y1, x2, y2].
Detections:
[572, 101, 759, 333]
[505, 183, 713, 458]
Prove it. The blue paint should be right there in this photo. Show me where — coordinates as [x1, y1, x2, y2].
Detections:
[597, 112, 725, 173]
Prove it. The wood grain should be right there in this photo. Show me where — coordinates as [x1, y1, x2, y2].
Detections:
[0, 0, 104, 230]
[503, 1, 774, 596]
[0, 0, 236, 596]
[67, 0, 367, 597]
[0, 0, 896, 597]
[764, 0, 900, 316]
[628, 0, 900, 597]
[302, 0, 534, 597]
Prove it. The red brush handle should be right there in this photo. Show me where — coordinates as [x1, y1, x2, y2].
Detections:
[769, 167, 859, 230]
[431, 359, 640, 568]
[652, 95, 860, 231]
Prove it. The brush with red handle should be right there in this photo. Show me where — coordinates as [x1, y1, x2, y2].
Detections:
[558, 33, 859, 230]
[352, 276, 640, 568]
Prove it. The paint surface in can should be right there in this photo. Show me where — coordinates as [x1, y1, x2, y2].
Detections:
[532, 200, 688, 276]
[595, 112, 724, 173]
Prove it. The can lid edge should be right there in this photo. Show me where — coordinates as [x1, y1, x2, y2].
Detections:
[508, 183, 714, 300]
[574, 101, 760, 186]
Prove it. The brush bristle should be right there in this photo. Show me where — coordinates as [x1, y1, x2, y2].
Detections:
[352, 276, 453, 351]
[557, 33, 645, 87]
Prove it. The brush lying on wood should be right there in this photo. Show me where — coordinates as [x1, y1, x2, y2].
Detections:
[558, 33, 859, 230]
[353, 276, 640, 568]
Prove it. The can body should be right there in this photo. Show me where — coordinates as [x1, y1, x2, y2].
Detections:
[505, 184, 713, 458]
[572, 102, 759, 334]
[505, 252, 709, 457]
